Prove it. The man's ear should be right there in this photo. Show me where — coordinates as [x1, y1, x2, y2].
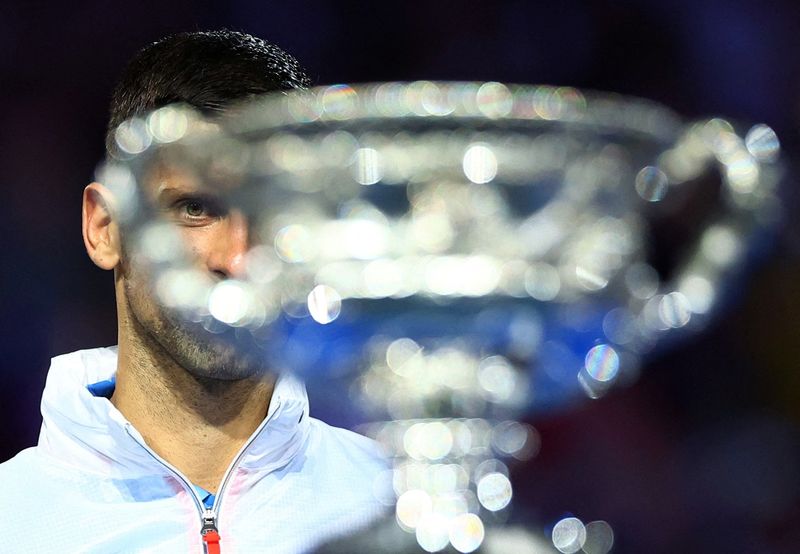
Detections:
[82, 182, 121, 270]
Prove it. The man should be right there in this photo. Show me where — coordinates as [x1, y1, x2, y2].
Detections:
[0, 30, 389, 553]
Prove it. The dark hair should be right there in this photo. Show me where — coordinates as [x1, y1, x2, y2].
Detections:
[107, 30, 311, 140]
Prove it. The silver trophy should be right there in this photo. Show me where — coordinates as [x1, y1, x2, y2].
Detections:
[102, 82, 782, 553]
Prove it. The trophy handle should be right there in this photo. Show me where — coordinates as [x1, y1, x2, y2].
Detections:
[631, 119, 782, 341]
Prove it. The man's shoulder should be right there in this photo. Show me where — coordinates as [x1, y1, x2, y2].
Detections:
[302, 417, 392, 499]
[0, 446, 76, 498]
[0, 446, 194, 551]
[0, 449, 59, 547]
[0, 447, 65, 522]
[275, 418, 394, 536]
[306, 417, 388, 467]
[0, 447, 41, 482]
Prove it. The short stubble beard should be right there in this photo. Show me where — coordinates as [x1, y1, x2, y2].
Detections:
[121, 255, 266, 382]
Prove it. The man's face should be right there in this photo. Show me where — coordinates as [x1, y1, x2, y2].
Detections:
[120, 163, 265, 381]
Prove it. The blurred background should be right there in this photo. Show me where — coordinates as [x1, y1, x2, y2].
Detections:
[1, 1, 799, 552]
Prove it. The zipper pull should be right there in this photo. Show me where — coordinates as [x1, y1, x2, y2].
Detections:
[201, 509, 221, 554]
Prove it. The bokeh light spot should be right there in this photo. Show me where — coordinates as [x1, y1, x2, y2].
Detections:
[584, 344, 619, 382]
[552, 517, 586, 554]
[476, 472, 512, 511]
[463, 144, 498, 184]
[635, 166, 668, 202]
[449, 513, 485, 553]
[307, 284, 342, 324]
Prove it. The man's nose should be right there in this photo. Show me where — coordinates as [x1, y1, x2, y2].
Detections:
[206, 210, 251, 279]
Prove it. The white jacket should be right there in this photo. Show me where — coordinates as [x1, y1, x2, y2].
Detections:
[0, 347, 390, 553]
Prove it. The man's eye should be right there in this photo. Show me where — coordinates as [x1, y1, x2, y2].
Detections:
[171, 197, 223, 222]
[184, 200, 206, 217]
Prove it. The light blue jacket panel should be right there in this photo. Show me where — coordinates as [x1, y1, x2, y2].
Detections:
[0, 347, 391, 553]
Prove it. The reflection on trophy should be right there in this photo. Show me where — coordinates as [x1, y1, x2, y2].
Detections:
[102, 82, 782, 553]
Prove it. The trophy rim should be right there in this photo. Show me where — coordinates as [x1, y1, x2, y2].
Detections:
[222, 81, 684, 146]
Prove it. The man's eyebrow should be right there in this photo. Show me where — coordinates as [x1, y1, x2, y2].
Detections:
[155, 185, 185, 203]
[156, 184, 209, 199]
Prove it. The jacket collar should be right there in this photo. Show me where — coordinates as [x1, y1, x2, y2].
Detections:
[38, 346, 310, 480]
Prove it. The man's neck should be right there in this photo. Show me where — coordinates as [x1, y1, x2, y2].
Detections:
[112, 317, 275, 493]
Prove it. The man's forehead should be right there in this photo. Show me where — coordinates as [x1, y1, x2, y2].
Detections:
[143, 161, 207, 198]
[140, 145, 245, 199]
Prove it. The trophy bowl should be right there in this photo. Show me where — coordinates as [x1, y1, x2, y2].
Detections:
[101, 81, 783, 553]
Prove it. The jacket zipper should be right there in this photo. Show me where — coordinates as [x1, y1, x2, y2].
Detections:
[201, 509, 221, 554]
[124, 399, 282, 553]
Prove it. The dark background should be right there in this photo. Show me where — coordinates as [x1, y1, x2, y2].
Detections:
[1, 1, 800, 552]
